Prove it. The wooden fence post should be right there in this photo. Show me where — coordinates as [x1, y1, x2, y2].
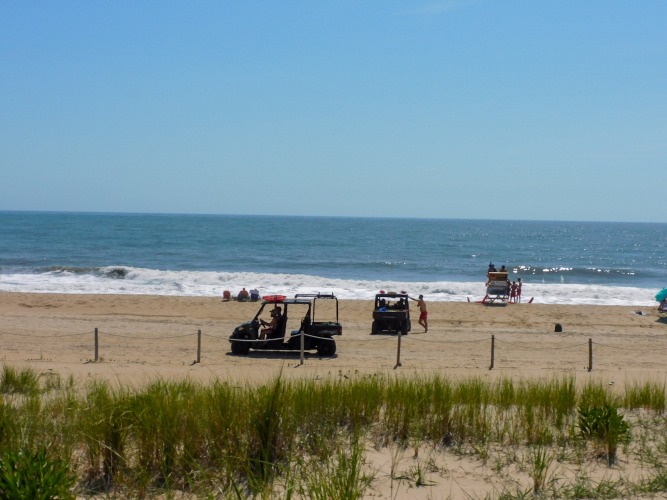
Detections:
[489, 335, 495, 370]
[394, 331, 402, 369]
[588, 338, 593, 372]
[94, 327, 99, 362]
[196, 329, 201, 364]
[299, 329, 305, 366]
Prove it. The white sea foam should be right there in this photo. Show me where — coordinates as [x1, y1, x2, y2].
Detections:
[0, 266, 660, 306]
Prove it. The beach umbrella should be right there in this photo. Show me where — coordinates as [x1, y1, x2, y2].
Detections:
[656, 288, 667, 303]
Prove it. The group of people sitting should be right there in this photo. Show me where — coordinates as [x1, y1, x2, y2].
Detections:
[487, 263, 508, 275]
[377, 297, 408, 311]
[222, 288, 261, 302]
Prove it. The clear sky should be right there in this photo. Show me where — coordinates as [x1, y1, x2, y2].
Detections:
[1, 1, 665, 222]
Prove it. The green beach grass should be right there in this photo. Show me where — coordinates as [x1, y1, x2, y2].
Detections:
[2, 365, 667, 498]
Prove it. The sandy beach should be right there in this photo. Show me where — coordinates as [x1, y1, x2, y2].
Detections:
[3, 292, 667, 498]
[2, 291, 666, 386]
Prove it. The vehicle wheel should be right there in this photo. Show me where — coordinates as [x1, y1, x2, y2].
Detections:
[317, 338, 336, 357]
[371, 322, 378, 335]
[231, 338, 250, 355]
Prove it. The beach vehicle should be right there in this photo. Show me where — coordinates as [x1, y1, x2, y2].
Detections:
[371, 291, 411, 335]
[484, 271, 510, 303]
[228, 293, 342, 356]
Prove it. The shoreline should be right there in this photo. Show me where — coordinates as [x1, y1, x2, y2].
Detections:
[1, 291, 666, 387]
[0, 282, 661, 306]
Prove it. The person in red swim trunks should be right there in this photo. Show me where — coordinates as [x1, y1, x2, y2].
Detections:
[409, 294, 428, 332]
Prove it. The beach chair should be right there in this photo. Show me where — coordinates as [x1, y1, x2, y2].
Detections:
[483, 272, 509, 304]
[222, 290, 231, 301]
[250, 289, 260, 301]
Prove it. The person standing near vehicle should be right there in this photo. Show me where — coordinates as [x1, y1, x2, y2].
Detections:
[409, 294, 428, 332]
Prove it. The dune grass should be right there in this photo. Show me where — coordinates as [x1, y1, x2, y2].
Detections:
[1, 365, 667, 498]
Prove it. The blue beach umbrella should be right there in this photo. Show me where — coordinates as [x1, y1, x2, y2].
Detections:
[656, 288, 667, 303]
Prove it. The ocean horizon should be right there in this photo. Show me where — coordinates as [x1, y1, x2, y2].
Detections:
[1, 210, 665, 306]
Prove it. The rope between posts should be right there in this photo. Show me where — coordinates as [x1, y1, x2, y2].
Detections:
[494, 338, 539, 349]
[226, 333, 340, 343]
[495, 338, 588, 350]
[0, 330, 89, 338]
[405, 336, 489, 344]
[100, 331, 193, 340]
[227, 337, 284, 343]
[592, 341, 667, 352]
[302, 332, 341, 341]
[548, 341, 592, 350]
[201, 332, 226, 338]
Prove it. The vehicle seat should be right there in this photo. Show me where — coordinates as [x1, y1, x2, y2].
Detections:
[302, 315, 311, 329]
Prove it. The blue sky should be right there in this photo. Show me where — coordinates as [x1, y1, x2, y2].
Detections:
[1, 1, 665, 222]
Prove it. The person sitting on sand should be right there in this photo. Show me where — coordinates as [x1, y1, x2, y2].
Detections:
[237, 288, 249, 302]
[260, 306, 282, 339]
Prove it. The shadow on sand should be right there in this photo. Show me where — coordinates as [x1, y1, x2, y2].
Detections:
[225, 351, 338, 361]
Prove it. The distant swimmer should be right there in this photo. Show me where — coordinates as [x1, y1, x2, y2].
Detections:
[409, 294, 428, 332]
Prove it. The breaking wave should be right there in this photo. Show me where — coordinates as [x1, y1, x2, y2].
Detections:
[0, 266, 659, 306]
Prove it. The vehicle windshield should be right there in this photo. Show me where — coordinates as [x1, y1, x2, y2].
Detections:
[376, 296, 408, 310]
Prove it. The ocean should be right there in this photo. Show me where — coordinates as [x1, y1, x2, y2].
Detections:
[1, 211, 665, 306]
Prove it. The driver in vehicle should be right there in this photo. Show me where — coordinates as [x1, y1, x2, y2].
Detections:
[260, 306, 282, 340]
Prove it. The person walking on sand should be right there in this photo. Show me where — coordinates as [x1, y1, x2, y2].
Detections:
[409, 294, 428, 332]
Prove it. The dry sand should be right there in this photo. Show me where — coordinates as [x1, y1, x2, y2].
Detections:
[2, 291, 667, 498]
[2, 291, 666, 386]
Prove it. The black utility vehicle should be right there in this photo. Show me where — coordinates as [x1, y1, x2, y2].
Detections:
[371, 291, 411, 335]
[228, 293, 342, 356]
